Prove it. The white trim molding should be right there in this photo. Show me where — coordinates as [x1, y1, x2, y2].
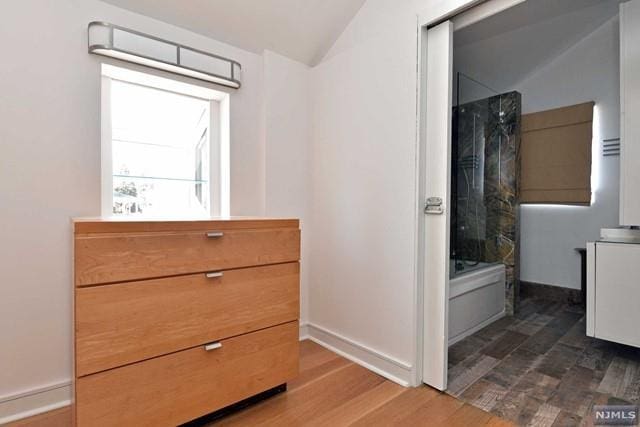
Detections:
[299, 322, 310, 341]
[303, 323, 413, 387]
[0, 381, 71, 424]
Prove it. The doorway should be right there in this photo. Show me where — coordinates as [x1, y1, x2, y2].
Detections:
[419, 0, 526, 392]
[420, 1, 637, 426]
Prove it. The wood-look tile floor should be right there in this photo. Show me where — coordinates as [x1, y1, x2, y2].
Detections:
[447, 298, 640, 427]
[11, 340, 511, 427]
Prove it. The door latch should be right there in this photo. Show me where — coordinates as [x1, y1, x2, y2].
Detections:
[424, 197, 444, 215]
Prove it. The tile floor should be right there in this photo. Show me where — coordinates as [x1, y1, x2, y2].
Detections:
[447, 298, 640, 426]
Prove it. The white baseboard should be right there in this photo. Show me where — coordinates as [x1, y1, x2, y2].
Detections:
[303, 323, 413, 387]
[448, 310, 505, 347]
[0, 381, 71, 424]
[299, 323, 310, 340]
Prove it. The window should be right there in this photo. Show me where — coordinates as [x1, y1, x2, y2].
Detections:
[520, 102, 594, 205]
[101, 65, 230, 217]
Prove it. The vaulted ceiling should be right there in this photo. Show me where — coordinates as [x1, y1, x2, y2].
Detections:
[454, 0, 622, 94]
[99, 0, 366, 66]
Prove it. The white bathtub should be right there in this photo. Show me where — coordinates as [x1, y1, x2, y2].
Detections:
[448, 262, 506, 345]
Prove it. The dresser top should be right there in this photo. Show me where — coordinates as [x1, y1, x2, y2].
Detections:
[73, 217, 299, 234]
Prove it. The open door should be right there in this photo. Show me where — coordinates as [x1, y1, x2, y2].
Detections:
[421, 20, 453, 391]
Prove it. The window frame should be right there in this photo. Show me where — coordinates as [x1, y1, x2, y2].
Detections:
[100, 64, 230, 218]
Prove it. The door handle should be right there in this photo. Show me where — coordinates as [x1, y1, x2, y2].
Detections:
[425, 197, 444, 215]
[205, 272, 224, 279]
[206, 231, 224, 238]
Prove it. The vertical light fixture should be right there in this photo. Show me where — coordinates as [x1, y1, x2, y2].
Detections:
[88, 22, 242, 89]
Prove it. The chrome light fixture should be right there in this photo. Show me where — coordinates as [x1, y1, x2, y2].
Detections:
[88, 22, 241, 89]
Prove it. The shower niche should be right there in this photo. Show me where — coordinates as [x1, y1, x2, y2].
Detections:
[449, 73, 521, 326]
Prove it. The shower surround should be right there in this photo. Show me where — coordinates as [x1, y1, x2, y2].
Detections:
[451, 91, 521, 314]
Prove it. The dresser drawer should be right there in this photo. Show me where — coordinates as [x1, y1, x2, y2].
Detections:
[76, 263, 299, 376]
[74, 227, 300, 286]
[76, 322, 299, 426]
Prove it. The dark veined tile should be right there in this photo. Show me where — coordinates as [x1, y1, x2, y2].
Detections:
[475, 316, 519, 341]
[578, 342, 616, 373]
[481, 331, 529, 360]
[558, 317, 593, 350]
[597, 356, 635, 397]
[459, 379, 508, 412]
[512, 370, 561, 403]
[520, 326, 564, 355]
[548, 366, 597, 417]
[551, 410, 581, 427]
[527, 403, 562, 426]
[448, 352, 500, 397]
[546, 310, 584, 335]
[536, 343, 583, 379]
[449, 335, 489, 367]
[483, 347, 541, 389]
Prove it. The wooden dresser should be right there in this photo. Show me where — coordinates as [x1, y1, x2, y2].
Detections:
[72, 218, 300, 426]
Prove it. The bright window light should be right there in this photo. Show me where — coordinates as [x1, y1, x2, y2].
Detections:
[101, 64, 230, 218]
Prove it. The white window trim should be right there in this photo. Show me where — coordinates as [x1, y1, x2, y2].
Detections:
[100, 64, 230, 218]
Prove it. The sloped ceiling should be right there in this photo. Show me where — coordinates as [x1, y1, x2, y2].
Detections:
[99, 0, 366, 66]
[454, 0, 621, 94]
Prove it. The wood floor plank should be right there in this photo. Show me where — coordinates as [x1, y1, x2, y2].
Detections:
[438, 403, 493, 427]
[486, 415, 516, 427]
[306, 380, 405, 427]
[216, 362, 384, 426]
[288, 351, 351, 392]
[389, 391, 465, 425]
[299, 339, 339, 370]
[350, 386, 441, 426]
[5, 406, 71, 427]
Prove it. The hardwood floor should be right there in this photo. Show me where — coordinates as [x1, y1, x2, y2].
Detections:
[5, 407, 71, 427]
[10, 340, 512, 427]
[212, 340, 512, 426]
[447, 297, 640, 427]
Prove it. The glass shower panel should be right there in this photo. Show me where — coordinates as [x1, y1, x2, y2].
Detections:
[451, 73, 495, 278]
[450, 73, 520, 281]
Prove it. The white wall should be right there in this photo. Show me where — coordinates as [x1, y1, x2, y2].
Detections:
[307, 0, 477, 385]
[515, 17, 620, 289]
[0, 0, 310, 420]
[263, 50, 311, 324]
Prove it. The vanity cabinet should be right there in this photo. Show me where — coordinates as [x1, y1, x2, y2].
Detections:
[620, 0, 640, 226]
[586, 241, 640, 348]
[73, 218, 300, 426]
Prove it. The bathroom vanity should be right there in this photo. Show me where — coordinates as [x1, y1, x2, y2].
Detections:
[586, 240, 640, 348]
[585, 0, 640, 350]
[72, 218, 301, 426]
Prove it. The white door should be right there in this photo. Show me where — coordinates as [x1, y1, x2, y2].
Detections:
[422, 20, 454, 391]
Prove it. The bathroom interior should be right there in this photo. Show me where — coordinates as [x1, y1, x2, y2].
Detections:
[445, 0, 640, 424]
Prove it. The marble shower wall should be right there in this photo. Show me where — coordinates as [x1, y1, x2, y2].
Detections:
[452, 91, 521, 314]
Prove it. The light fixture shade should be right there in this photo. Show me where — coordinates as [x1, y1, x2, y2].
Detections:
[88, 22, 241, 89]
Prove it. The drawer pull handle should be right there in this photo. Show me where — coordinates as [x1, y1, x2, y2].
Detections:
[206, 231, 224, 238]
[205, 272, 224, 279]
[204, 342, 222, 351]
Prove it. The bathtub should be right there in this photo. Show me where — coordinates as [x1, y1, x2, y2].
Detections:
[448, 262, 506, 345]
